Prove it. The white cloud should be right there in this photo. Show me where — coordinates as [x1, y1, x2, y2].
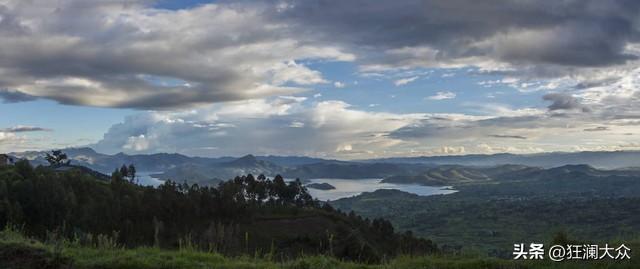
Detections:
[271, 61, 329, 85]
[123, 135, 151, 151]
[441, 73, 455, 78]
[0, 132, 18, 144]
[87, 91, 640, 158]
[427, 91, 456, 100]
[333, 81, 346, 88]
[0, 131, 28, 152]
[393, 76, 419, 86]
[93, 97, 424, 158]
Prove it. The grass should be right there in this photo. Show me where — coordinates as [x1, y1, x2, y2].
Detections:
[0, 227, 637, 269]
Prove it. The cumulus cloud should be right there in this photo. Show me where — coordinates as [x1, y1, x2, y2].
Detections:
[123, 135, 151, 151]
[88, 92, 640, 157]
[92, 97, 422, 158]
[333, 82, 346, 88]
[427, 91, 456, 100]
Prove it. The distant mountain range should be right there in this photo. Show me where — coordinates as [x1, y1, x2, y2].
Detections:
[365, 151, 640, 169]
[8, 147, 640, 185]
[9, 147, 329, 173]
[381, 164, 640, 186]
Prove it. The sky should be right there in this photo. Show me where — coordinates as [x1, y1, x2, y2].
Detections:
[1, 0, 640, 159]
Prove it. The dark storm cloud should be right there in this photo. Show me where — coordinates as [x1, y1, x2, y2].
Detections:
[272, 0, 640, 68]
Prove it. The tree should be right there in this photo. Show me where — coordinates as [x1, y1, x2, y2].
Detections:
[119, 165, 129, 181]
[45, 150, 70, 166]
[127, 164, 137, 184]
[14, 160, 34, 178]
[271, 175, 288, 204]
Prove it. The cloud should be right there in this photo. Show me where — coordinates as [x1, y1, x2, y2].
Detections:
[289, 121, 305, 128]
[2, 1, 640, 111]
[427, 91, 456, 100]
[388, 105, 559, 142]
[273, 1, 640, 71]
[0, 131, 29, 152]
[0, 1, 352, 109]
[0, 125, 55, 152]
[92, 97, 422, 158]
[5, 1, 640, 157]
[488, 134, 527, 139]
[543, 93, 591, 112]
[1, 126, 52, 133]
[393, 76, 419, 86]
[0, 132, 18, 143]
[584, 126, 609, 132]
[123, 134, 151, 151]
[271, 61, 329, 85]
[88, 93, 640, 158]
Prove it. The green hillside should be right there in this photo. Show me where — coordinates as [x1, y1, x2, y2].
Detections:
[0, 161, 434, 264]
[1, 161, 639, 268]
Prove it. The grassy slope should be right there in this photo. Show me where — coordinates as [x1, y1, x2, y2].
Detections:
[1, 228, 637, 269]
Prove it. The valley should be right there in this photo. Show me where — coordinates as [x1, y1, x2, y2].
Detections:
[3, 148, 640, 268]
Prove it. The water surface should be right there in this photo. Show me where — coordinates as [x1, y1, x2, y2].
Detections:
[136, 173, 457, 201]
[137, 171, 164, 186]
[304, 178, 457, 201]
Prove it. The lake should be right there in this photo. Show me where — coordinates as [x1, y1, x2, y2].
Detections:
[137, 171, 164, 186]
[303, 178, 457, 201]
[136, 173, 457, 201]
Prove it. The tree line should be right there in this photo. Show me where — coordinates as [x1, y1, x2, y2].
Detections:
[0, 158, 437, 262]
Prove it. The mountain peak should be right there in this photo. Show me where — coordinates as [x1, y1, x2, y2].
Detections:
[239, 154, 256, 161]
[226, 154, 258, 166]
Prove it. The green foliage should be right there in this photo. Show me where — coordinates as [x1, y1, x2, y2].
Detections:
[0, 164, 435, 262]
[332, 169, 640, 257]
